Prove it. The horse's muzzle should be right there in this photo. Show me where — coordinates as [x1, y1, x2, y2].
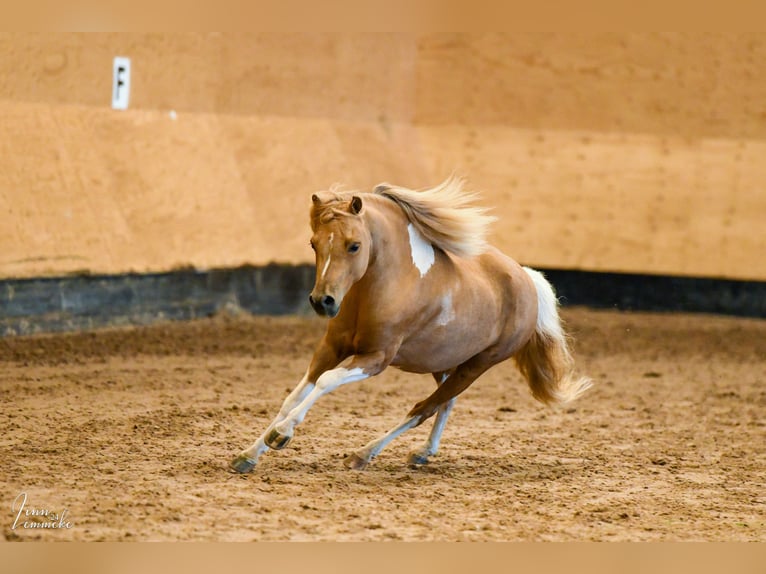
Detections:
[309, 294, 339, 318]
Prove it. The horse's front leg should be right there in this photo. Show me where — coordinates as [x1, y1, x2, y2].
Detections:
[264, 350, 391, 452]
[229, 339, 342, 473]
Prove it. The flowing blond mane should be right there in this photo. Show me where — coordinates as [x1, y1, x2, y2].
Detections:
[374, 177, 496, 258]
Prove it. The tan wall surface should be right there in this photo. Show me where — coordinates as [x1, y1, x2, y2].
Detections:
[418, 126, 766, 278]
[415, 34, 766, 138]
[1, 33, 764, 280]
[0, 102, 428, 277]
[0, 33, 417, 120]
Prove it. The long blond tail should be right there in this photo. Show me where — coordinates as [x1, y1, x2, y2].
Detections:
[515, 267, 593, 405]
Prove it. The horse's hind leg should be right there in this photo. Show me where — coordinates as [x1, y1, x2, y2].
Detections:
[345, 370, 455, 470]
[407, 398, 456, 465]
[344, 415, 422, 470]
[408, 371, 456, 465]
[345, 353, 500, 470]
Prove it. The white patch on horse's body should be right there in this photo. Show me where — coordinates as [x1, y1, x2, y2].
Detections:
[275, 366, 368, 436]
[407, 223, 435, 277]
[436, 291, 455, 326]
[321, 233, 334, 279]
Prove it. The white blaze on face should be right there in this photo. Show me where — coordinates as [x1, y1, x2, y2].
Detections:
[407, 223, 434, 277]
[436, 291, 455, 326]
[321, 233, 334, 279]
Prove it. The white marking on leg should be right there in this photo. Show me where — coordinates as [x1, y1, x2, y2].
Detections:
[241, 372, 314, 460]
[435, 291, 454, 326]
[353, 415, 421, 462]
[321, 233, 334, 279]
[407, 223, 434, 277]
[419, 398, 455, 456]
[276, 373, 314, 419]
[275, 367, 368, 436]
[410, 372, 454, 462]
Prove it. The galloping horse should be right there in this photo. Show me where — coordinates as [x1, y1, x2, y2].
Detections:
[230, 178, 591, 472]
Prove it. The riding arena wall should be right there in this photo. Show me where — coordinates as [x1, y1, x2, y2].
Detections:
[1, 33, 764, 284]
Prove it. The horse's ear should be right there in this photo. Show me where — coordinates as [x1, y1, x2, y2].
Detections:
[311, 193, 321, 205]
[349, 195, 363, 215]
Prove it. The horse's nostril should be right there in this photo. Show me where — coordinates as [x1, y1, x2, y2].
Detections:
[308, 295, 315, 305]
[322, 295, 335, 307]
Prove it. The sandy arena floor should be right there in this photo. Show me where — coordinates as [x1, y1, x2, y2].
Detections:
[1, 308, 764, 541]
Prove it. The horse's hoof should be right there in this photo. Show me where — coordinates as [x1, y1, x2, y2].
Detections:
[229, 454, 257, 474]
[265, 428, 293, 450]
[407, 451, 430, 466]
[343, 452, 369, 470]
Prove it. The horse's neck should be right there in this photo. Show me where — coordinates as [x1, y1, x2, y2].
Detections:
[362, 196, 413, 283]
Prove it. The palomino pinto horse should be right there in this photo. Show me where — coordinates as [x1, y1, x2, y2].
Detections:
[231, 178, 592, 473]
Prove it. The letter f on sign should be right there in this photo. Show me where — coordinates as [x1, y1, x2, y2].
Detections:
[112, 57, 131, 110]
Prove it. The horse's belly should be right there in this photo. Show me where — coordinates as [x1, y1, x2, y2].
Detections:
[391, 326, 496, 373]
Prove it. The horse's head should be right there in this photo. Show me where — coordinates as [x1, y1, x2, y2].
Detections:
[308, 192, 371, 318]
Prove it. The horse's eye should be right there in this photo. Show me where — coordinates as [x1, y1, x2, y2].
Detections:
[348, 242, 360, 254]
